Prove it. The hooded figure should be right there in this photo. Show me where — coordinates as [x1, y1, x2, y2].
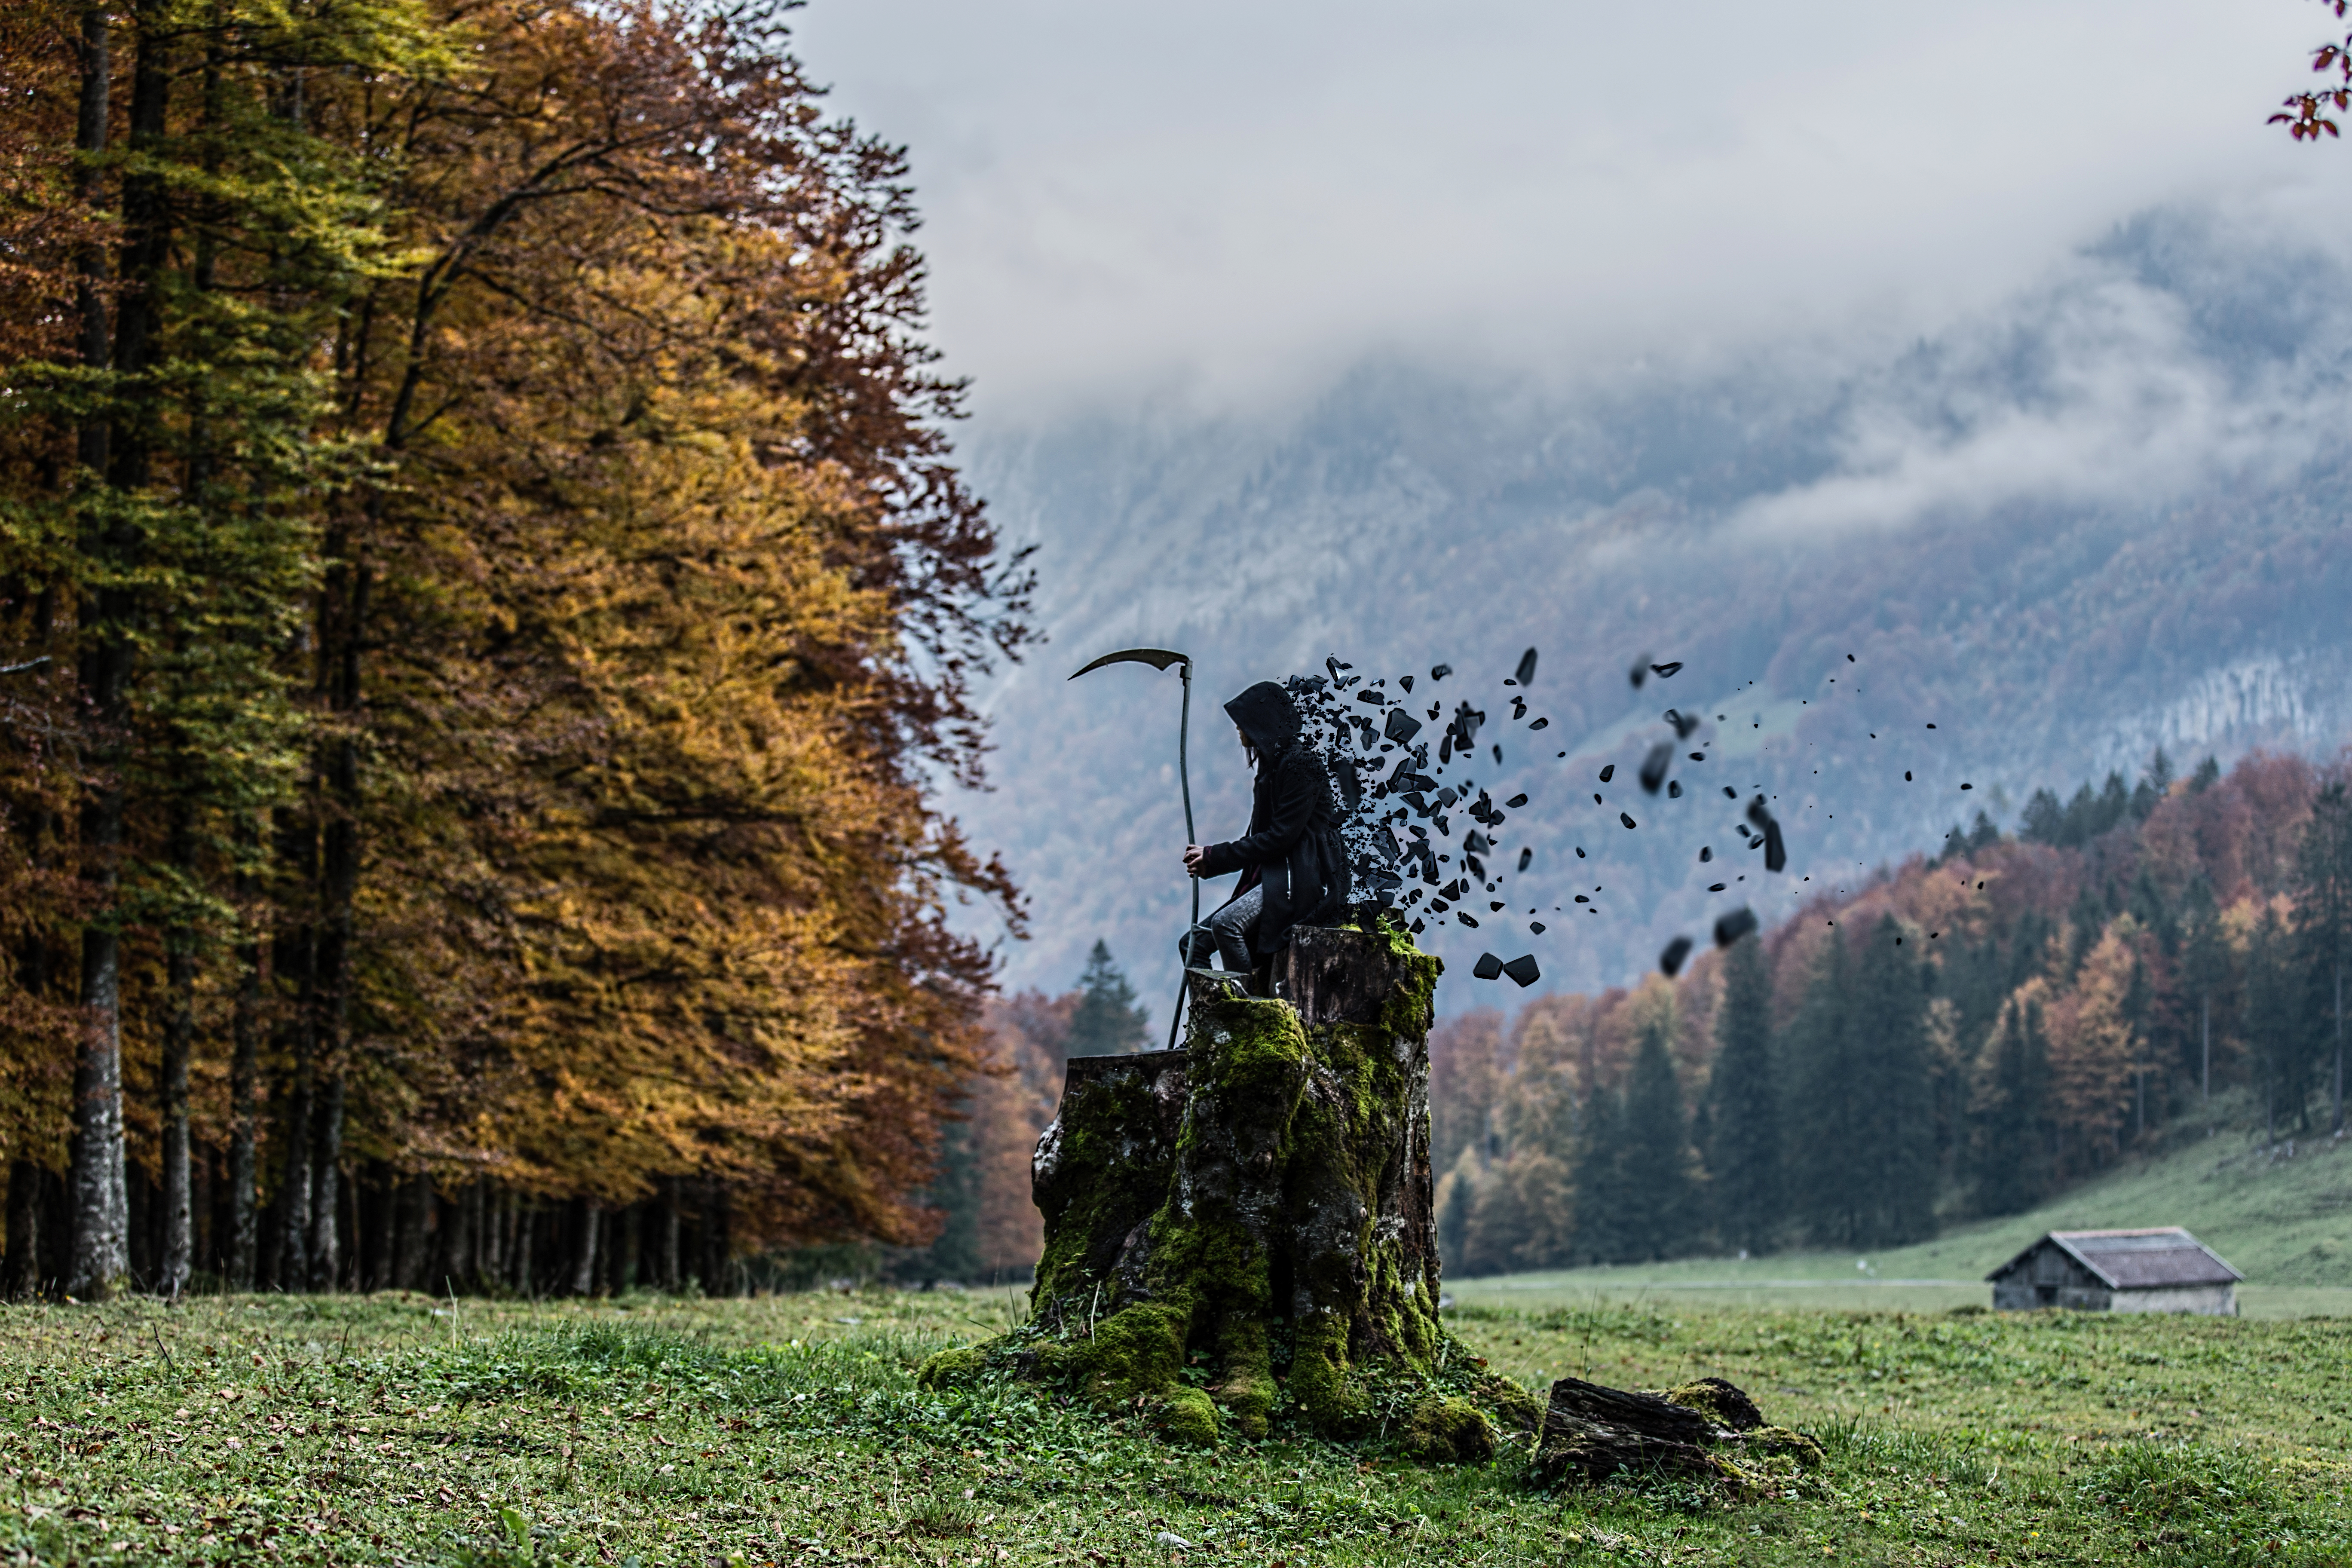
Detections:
[1181, 680, 1350, 981]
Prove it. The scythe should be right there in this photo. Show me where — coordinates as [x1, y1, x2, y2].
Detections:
[1069, 647, 1195, 1048]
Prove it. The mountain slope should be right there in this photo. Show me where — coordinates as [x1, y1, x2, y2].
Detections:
[949, 208, 2352, 1011]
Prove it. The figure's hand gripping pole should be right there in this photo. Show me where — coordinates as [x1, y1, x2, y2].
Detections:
[1069, 647, 1196, 1050]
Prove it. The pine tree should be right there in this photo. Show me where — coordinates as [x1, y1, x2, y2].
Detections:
[1617, 1014, 1695, 1260]
[1703, 935, 1779, 1254]
[1845, 918, 1938, 1244]
[2293, 781, 2352, 1134]
[1571, 1085, 1629, 1265]
[1785, 920, 1936, 1248]
[2177, 877, 2231, 1103]
[1066, 941, 1150, 1058]
[1780, 935, 1853, 1243]
[1970, 992, 2051, 1215]
[2244, 905, 2305, 1140]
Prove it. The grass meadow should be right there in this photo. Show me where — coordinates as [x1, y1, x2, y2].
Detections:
[0, 1284, 2342, 1568]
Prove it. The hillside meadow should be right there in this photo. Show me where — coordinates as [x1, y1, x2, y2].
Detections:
[1449, 1085, 2352, 1321]
[0, 1288, 2341, 1567]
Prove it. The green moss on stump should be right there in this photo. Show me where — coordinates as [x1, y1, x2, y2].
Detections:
[925, 923, 1509, 1460]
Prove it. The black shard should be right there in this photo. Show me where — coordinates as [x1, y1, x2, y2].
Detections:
[1650, 662, 1683, 679]
[1905, 771, 1912, 781]
[1505, 793, 1527, 808]
[1431, 664, 1453, 682]
[1510, 695, 1527, 721]
[1400, 675, 1415, 693]
[1722, 786, 1736, 798]
[1599, 763, 1615, 783]
[1665, 708, 1700, 739]
[1530, 717, 1548, 730]
[1714, 906, 1758, 947]
[1707, 882, 1726, 892]
[1630, 656, 1650, 689]
[1668, 780, 1683, 799]
[1517, 846, 1533, 873]
[1640, 742, 1673, 793]
[1501, 954, 1540, 987]
[1514, 648, 1538, 686]
[1699, 845, 1712, 862]
[1473, 952, 1504, 980]
[1659, 936, 1694, 978]
[1620, 812, 1638, 829]
[1458, 913, 1480, 928]
[1576, 846, 1586, 858]
[1764, 822, 1786, 873]
[1529, 922, 1545, 934]
[1847, 653, 1855, 662]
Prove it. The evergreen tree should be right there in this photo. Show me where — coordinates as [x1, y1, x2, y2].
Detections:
[1780, 935, 1853, 1243]
[2021, 789, 2064, 845]
[1845, 919, 1939, 1244]
[1617, 1015, 1695, 1259]
[1571, 1087, 1629, 1265]
[903, 1109, 983, 1283]
[2292, 781, 2352, 1134]
[1704, 935, 1779, 1255]
[1785, 920, 1936, 1247]
[1970, 995, 2051, 1215]
[1065, 940, 1150, 1057]
[2177, 876, 2231, 1102]
[2244, 906, 2303, 1141]
[2190, 755, 2221, 793]
[1967, 811, 2001, 855]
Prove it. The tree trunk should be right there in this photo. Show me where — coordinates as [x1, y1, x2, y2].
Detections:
[3, 1163, 42, 1299]
[159, 932, 195, 1298]
[618, 1204, 640, 1293]
[570, 1203, 600, 1297]
[227, 934, 261, 1288]
[307, 1074, 343, 1291]
[923, 925, 1525, 1456]
[514, 1204, 535, 1296]
[657, 1179, 680, 1290]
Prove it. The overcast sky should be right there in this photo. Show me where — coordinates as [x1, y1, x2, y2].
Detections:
[794, 0, 2340, 422]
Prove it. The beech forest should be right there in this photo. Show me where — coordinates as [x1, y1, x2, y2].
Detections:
[0, 0, 1034, 1300]
[1432, 749, 2352, 1273]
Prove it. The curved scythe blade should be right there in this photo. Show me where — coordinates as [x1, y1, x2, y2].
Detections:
[1069, 646, 1189, 680]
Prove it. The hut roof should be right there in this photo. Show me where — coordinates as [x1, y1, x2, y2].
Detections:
[1987, 1228, 2242, 1289]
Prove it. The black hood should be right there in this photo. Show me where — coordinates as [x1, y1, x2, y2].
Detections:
[1223, 680, 1300, 753]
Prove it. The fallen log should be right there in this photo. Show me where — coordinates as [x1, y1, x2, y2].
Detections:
[1533, 1375, 1822, 1485]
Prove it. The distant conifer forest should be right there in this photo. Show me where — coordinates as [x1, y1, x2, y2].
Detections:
[1424, 748, 2352, 1273]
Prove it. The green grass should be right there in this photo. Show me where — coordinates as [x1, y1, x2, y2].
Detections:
[1453, 1090, 2352, 1317]
[0, 1288, 2344, 1566]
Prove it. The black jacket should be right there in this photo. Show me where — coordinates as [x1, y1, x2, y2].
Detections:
[1197, 681, 1349, 957]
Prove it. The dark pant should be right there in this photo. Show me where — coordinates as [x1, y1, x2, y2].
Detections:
[1179, 885, 1262, 972]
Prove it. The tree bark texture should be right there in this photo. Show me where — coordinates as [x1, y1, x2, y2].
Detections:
[921, 923, 1533, 1457]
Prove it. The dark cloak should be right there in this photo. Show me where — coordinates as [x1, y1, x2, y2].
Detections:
[1195, 680, 1350, 957]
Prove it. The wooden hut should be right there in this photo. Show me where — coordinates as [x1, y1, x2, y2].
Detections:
[1987, 1228, 2240, 1315]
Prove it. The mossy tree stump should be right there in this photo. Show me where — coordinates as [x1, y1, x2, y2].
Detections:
[920, 921, 1535, 1456]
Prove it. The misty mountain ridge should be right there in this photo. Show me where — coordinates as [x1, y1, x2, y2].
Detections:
[948, 205, 2352, 1013]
